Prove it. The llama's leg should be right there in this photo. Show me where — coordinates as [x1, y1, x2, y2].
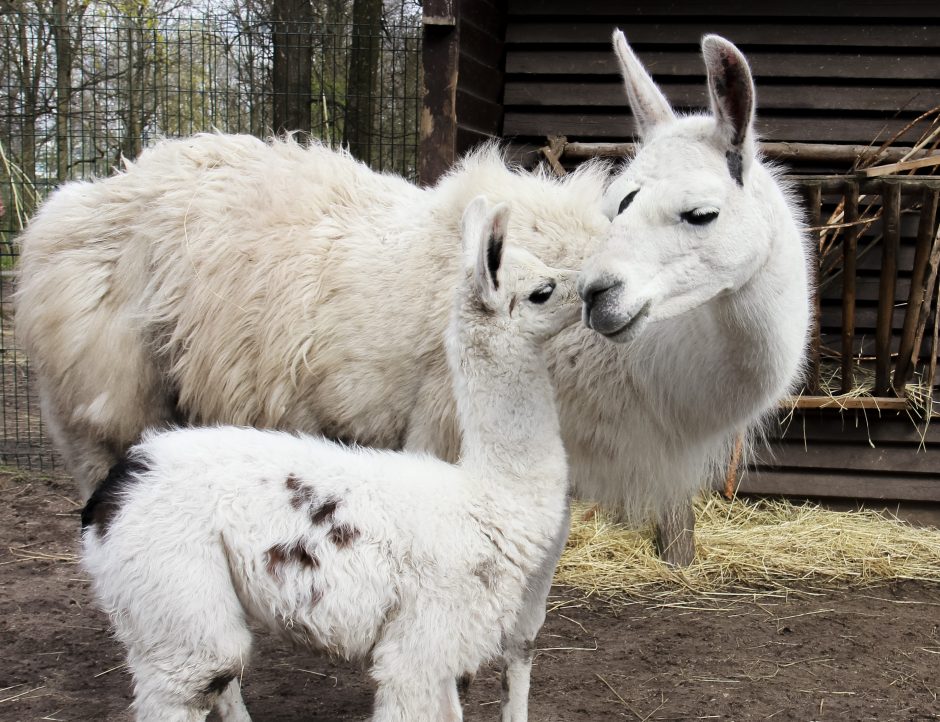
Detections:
[500, 504, 570, 722]
[39, 389, 119, 501]
[39, 374, 175, 502]
[214, 678, 252, 722]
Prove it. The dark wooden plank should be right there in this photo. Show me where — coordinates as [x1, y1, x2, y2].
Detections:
[740, 470, 940, 503]
[505, 49, 940, 80]
[506, 21, 940, 48]
[502, 112, 921, 144]
[895, 187, 940, 389]
[507, 0, 940, 19]
[455, 125, 496, 156]
[458, 52, 504, 102]
[503, 81, 939, 114]
[819, 305, 908, 331]
[456, 89, 503, 135]
[458, 0, 503, 32]
[841, 182, 860, 393]
[875, 182, 902, 394]
[821, 277, 911, 304]
[756, 440, 939, 475]
[768, 410, 940, 445]
[459, 14, 505, 67]
[563, 141, 930, 166]
[855, 243, 920, 273]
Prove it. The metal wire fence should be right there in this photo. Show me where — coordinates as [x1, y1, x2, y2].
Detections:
[0, 9, 423, 469]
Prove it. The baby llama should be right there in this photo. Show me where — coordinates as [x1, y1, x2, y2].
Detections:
[80, 196, 579, 722]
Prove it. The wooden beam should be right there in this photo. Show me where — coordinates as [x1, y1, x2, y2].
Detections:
[782, 396, 910, 411]
[875, 181, 901, 395]
[740, 471, 940, 504]
[558, 140, 936, 166]
[860, 154, 940, 178]
[840, 181, 859, 394]
[894, 187, 940, 389]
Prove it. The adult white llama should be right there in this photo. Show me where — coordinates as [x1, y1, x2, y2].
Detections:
[15, 31, 809, 722]
[82, 197, 579, 722]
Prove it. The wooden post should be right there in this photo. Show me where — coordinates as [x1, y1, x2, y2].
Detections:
[272, 0, 313, 135]
[418, 0, 459, 187]
[894, 187, 940, 390]
[723, 435, 744, 500]
[840, 181, 859, 394]
[804, 183, 822, 394]
[875, 181, 901, 396]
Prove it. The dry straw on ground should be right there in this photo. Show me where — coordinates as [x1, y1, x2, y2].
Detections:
[556, 495, 940, 608]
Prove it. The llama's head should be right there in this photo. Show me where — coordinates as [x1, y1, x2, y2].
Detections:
[456, 196, 581, 345]
[580, 31, 779, 342]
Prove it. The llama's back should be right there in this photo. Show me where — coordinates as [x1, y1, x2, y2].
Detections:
[15, 134, 429, 494]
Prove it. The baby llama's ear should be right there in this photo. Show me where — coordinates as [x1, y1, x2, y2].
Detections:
[460, 195, 490, 268]
[472, 201, 509, 309]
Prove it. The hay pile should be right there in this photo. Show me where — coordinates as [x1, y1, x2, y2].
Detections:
[555, 495, 940, 607]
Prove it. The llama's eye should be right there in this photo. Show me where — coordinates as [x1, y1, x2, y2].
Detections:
[680, 208, 720, 226]
[618, 189, 639, 215]
[528, 282, 555, 304]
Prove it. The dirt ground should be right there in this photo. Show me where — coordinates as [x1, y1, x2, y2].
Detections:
[2, 471, 940, 722]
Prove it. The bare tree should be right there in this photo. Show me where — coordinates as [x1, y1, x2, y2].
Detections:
[271, 0, 312, 133]
[344, 0, 380, 162]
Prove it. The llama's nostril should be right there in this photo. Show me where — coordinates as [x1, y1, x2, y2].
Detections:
[580, 279, 621, 312]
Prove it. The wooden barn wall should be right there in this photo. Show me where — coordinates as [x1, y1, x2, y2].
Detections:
[812, 185, 938, 365]
[419, 0, 506, 185]
[743, 410, 940, 503]
[455, 0, 507, 154]
[502, 0, 940, 173]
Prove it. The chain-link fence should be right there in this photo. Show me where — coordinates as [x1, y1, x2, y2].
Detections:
[0, 8, 423, 469]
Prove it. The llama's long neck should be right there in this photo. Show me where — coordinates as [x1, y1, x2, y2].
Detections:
[642, 168, 810, 439]
[448, 318, 568, 502]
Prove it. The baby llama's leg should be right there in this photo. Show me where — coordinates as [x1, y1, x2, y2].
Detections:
[128, 643, 252, 722]
[111, 540, 255, 722]
[500, 506, 570, 722]
[215, 678, 252, 722]
[370, 621, 463, 722]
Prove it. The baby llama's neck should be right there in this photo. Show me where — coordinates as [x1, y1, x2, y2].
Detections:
[449, 324, 568, 501]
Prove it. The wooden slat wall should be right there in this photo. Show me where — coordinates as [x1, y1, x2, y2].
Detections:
[493, 0, 940, 502]
[743, 410, 940, 502]
[419, 0, 506, 185]
[502, 0, 940, 172]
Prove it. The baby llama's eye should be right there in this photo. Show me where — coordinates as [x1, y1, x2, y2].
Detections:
[680, 208, 720, 226]
[528, 282, 556, 304]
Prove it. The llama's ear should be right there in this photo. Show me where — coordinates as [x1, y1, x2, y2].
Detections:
[613, 29, 675, 138]
[473, 202, 509, 307]
[702, 35, 755, 185]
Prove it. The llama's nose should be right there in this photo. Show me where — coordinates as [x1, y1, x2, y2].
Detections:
[579, 277, 625, 334]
